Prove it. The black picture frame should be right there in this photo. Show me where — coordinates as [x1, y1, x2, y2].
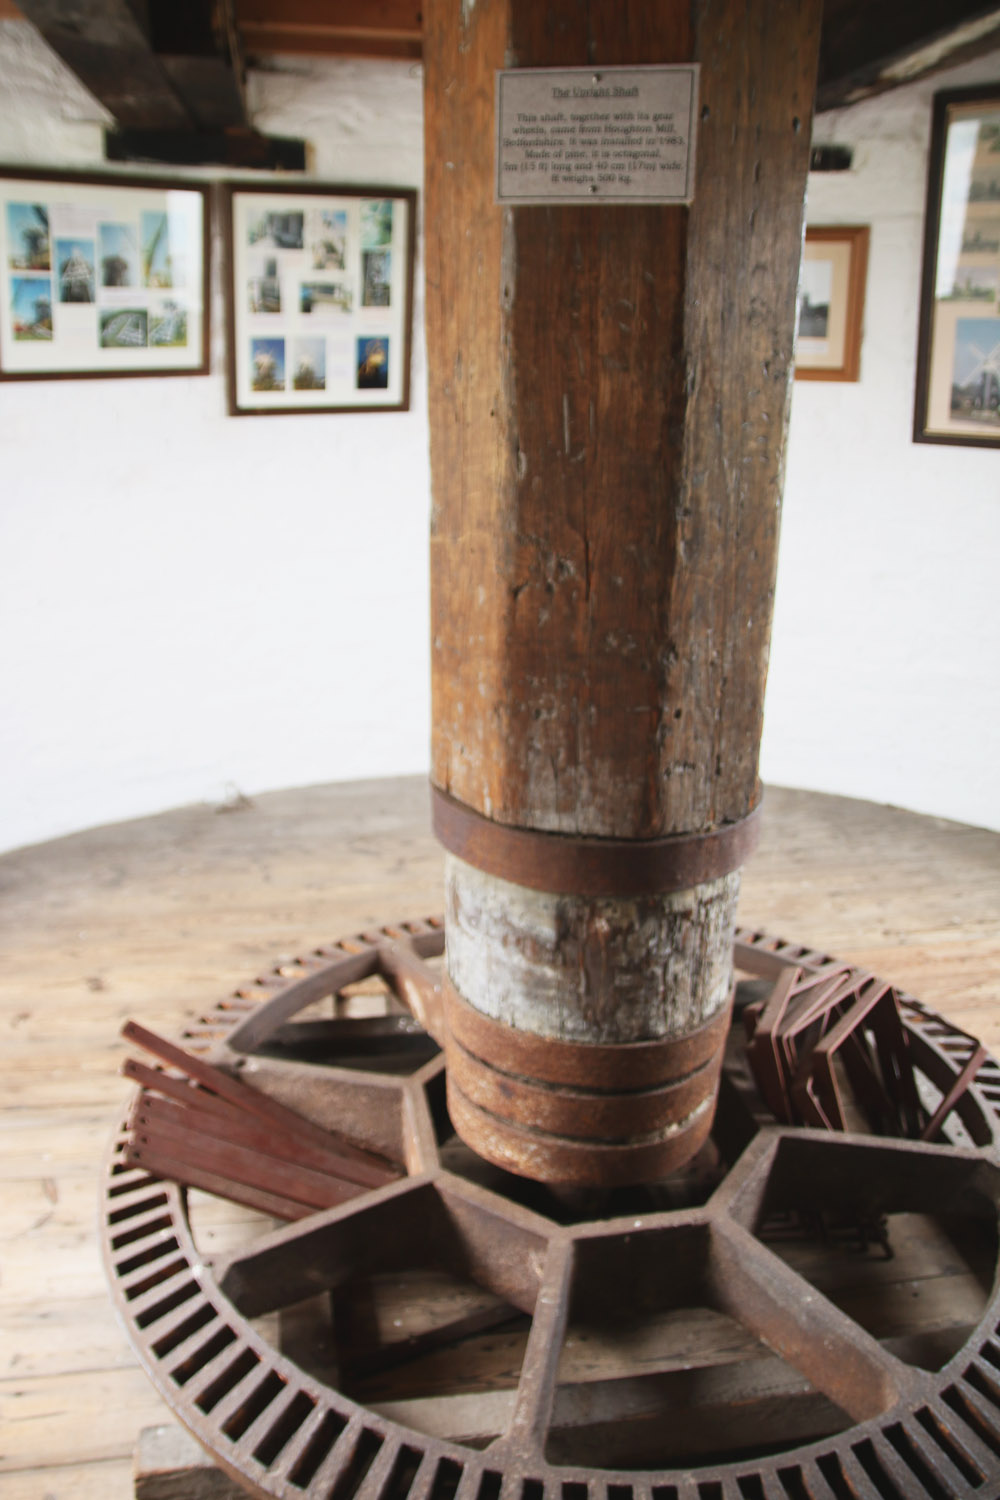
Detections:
[914, 85, 1000, 447]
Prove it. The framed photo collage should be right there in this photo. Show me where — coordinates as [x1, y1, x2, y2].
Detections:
[0, 169, 207, 379]
[0, 170, 416, 416]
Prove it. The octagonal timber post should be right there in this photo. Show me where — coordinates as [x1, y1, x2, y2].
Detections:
[424, 0, 821, 1186]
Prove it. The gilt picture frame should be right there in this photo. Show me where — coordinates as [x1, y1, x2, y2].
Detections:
[795, 225, 869, 383]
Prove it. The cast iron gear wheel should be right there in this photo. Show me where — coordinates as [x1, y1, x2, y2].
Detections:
[102, 919, 1000, 1499]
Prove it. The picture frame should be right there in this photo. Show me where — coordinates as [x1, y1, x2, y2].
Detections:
[223, 182, 416, 416]
[795, 225, 869, 382]
[914, 86, 1000, 447]
[0, 167, 209, 380]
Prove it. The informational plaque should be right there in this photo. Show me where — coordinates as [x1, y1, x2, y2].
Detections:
[495, 65, 699, 205]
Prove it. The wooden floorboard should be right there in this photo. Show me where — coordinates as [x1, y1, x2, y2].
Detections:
[1, 775, 998, 1495]
[0, 1458, 134, 1500]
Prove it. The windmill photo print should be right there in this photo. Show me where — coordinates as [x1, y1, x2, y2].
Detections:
[951, 317, 1000, 423]
[10, 275, 52, 339]
[98, 222, 138, 288]
[6, 202, 49, 270]
[55, 238, 95, 303]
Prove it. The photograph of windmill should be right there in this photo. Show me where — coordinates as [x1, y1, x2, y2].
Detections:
[55, 236, 95, 302]
[140, 210, 173, 288]
[10, 274, 52, 338]
[98, 221, 138, 288]
[6, 200, 49, 270]
[951, 315, 1000, 422]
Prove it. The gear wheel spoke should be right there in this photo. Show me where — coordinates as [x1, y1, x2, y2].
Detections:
[497, 1235, 575, 1457]
[216, 1175, 439, 1319]
[708, 1217, 921, 1422]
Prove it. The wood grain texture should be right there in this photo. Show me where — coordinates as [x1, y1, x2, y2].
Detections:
[425, 0, 821, 839]
[235, 0, 423, 59]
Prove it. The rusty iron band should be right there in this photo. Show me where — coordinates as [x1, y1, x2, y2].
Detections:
[431, 785, 762, 897]
[445, 1077, 718, 1186]
[446, 1032, 724, 1141]
[442, 977, 731, 1090]
[441, 978, 731, 1184]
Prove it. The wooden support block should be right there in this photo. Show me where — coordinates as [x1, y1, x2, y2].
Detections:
[135, 1423, 250, 1500]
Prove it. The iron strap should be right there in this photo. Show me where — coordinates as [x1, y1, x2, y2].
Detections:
[431, 784, 762, 896]
[442, 975, 732, 1088]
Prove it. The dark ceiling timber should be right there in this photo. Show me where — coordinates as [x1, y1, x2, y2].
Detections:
[817, 0, 1000, 111]
[149, 0, 247, 129]
[11, 0, 248, 129]
[4, 2, 1000, 138]
[233, 0, 422, 63]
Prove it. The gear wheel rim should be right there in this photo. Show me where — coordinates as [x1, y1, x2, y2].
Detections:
[102, 919, 1000, 1499]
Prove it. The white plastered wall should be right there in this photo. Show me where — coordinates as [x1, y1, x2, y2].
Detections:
[1, 26, 999, 853]
[0, 23, 431, 854]
[759, 50, 1000, 833]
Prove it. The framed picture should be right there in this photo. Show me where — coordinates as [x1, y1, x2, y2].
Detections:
[795, 225, 869, 382]
[223, 182, 416, 415]
[915, 86, 1000, 446]
[0, 168, 208, 380]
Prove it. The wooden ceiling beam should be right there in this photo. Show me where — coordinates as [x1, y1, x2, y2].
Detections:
[14, 0, 195, 127]
[12, 0, 248, 130]
[232, 1, 1000, 86]
[9, 3, 1000, 141]
[148, 0, 247, 130]
[234, 0, 421, 60]
[817, 0, 1000, 111]
[238, 27, 421, 61]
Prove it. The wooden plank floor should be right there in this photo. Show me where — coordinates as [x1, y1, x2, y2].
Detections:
[1, 776, 998, 1497]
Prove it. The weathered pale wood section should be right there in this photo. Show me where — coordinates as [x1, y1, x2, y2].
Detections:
[1, 778, 998, 1493]
[425, 0, 821, 839]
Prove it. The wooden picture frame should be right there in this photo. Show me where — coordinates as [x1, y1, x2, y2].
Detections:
[914, 86, 1000, 447]
[223, 181, 416, 416]
[0, 167, 209, 380]
[795, 225, 869, 382]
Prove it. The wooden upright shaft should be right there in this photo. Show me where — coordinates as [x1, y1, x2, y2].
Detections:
[423, 0, 821, 1183]
[425, 0, 819, 841]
